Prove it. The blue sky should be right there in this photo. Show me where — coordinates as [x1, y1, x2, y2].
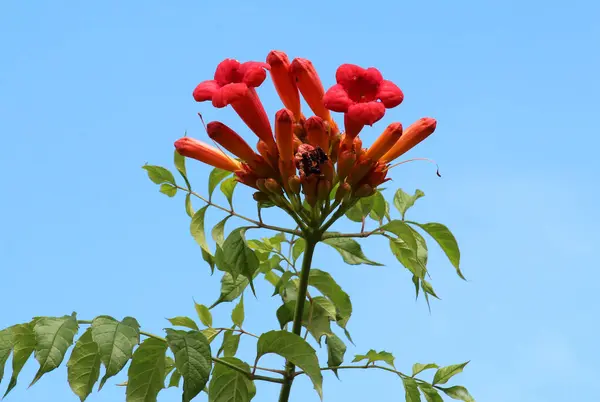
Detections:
[1, 0, 599, 401]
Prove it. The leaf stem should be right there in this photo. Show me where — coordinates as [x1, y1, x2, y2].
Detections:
[295, 364, 428, 383]
[213, 357, 284, 384]
[321, 228, 385, 239]
[213, 327, 259, 339]
[174, 185, 302, 236]
[277, 233, 319, 402]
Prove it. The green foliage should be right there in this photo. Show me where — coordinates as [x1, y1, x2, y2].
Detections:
[195, 303, 213, 328]
[125, 338, 167, 402]
[168, 316, 200, 331]
[394, 188, 424, 220]
[208, 358, 256, 402]
[411, 222, 464, 279]
[352, 350, 395, 368]
[220, 177, 238, 208]
[0, 328, 12, 384]
[142, 165, 176, 186]
[308, 269, 352, 328]
[432, 362, 470, 385]
[215, 228, 259, 294]
[323, 237, 382, 266]
[3, 323, 35, 396]
[231, 297, 245, 328]
[438, 385, 475, 401]
[190, 206, 215, 272]
[325, 333, 346, 377]
[412, 363, 439, 376]
[208, 168, 232, 200]
[67, 328, 101, 402]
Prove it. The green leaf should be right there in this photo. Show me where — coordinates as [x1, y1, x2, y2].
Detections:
[432, 362, 469, 385]
[323, 238, 382, 266]
[212, 216, 231, 247]
[215, 228, 259, 291]
[256, 331, 322, 399]
[174, 149, 189, 187]
[67, 328, 101, 402]
[419, 383, 444, 402]
[159, 183, 177, 197]
[185, 194, 194, 217]
[3, 323, 35, 397]
[168, 370, 181, 388]
[190, 206, 215, 273]
[264, 271, 281, 287]
[312, 296, 337, 320]
[231, 297, 245, 328]
[201, 328, 221, 344]
[368, 191, 386, 222]
[209, 168, 232, 200]
[344, 202, 363, 223]
[126, 338, 167, 402]
[168, 316, 200, 331]
[221, 331, 240, 358]
[389, 238, 426, 279]
[411, 222, 464, 279]
[352, 350, 395, 368]
[276, 301, 332, 343]
[220, 177, 238, 208]
[412, 363, 439, 376]
[208, 357, 256, 402]
[0, 327, 12, 385]
[438, 385, 475, 401]
[421, 279, 440, 300]
[142, 165, 176, 186]
[325, 334, 346, 377]
[402, 377, 422, 402]
[394, 188, 424, 219]
[91, 316, 140, 390]
[309, 269, 352, 328]
[272, 271, 293, 297]
[166, 329, 212, 402]
[211, 273, 250, 308]
[31, 315, 79, 386]
[195, 304, 213, 328]
[411, 227, 429, 267]
[292, 238, 306, 262]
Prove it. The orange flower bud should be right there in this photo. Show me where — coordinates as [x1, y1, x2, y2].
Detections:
[275, 109, 295, 163]
[174, 137, 241, 172]
[290, 58, 332, 122]
[207, 121, 257, 162]
[365, 122, 403, 161]
[381, 118, 437, 163]
[256, 178, 269, 193]
[335, 182, 351, 202]
[347, 156, 375, 186]
[337, 150, 356, 182]
[302, 175, 319, 206]
[265, 178, 283, 194]
[320, 160, 334, 182]
[354, 184, 375, 198]
[317, 179, 331, 201]
[305, 116, 329, 151]
[253, 191, 271, 202]
[267, 51, 302, 119]
[288, 175, 301, 194]
[234, 168, 259, 189]
[361, 162, 389, 188]
[329, 133, 341, 164]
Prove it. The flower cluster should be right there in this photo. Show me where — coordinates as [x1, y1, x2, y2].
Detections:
[175, 51, 437, 211]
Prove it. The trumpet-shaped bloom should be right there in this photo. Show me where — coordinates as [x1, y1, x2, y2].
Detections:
[381, 118, 437, 162]
[174, 137, 241, 172]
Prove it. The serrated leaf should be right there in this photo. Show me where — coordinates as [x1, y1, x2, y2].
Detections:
[168, 316, 200, 331]
[201, 328, 221, 344]
[231, 297, 244, 328]
[190, 206, 215, 273]
[208, 357, 255, 402]
[220, 177, 238, 208]
[0, 327, 12, 385]
[126, 338, 167, 402]
[275, 301, 332, 343]
[31, 315, 79, 386]
[312, 297, 337, 320]
[411, 222, 464, 279]
[419, 383, 444, 402]
[309, 269, 352, 328]
[352, 350, 395, 368]
[209, 168, 232, 200]
[272, 271, 293, 297]
[412, 363, 439, 376]
[256, 331, 322, 399]
[3, 323, 35, 397]
[185, 194, 194, 217]
[195, 304, 213, 328]
[143, 165, 176, 186]
[212, 216, 231, 247]
[215, 228, 259, 292]
[403, 377, 422, 402]
[325, 334, 346, 377]
[211, 273, 250, 308]
[67, 328, 101, 402]
[323, 238, 382, 266]
[159, 183, 177, 197]
[432, 362, 469, 385]
[91, 316, 140, 390]
[221, 331, 240, 358]
[166, 329, 212, 402]
[368, 191, 386, 222]
[165, 356, 175, 378]
[292, 238, 306, 262]
[439, 385, 475, 401]
[394, 188, 424, 219]
[168, 369, 181, 388]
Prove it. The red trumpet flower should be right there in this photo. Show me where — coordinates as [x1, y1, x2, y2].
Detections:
[174, 137, 241, 172]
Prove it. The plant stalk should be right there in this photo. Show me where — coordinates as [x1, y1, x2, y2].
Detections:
[277, 233, 319, 402]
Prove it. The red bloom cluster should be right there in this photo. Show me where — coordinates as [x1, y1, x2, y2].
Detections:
[175, 51, 437, 208]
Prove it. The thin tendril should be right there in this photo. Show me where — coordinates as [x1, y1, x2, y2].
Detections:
[387, 157, 441, 177]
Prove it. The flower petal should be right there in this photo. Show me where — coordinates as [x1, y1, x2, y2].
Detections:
[267, 50, 302, 118]
[193, 80, 220, 102]
[214, 59, 242, 86]
[323, 84, 353, 113]
[174, 137, 241, 172]
[346, 101, 386, 126]
[335, 64, 366, 88]
[377, 80, 404, 108]
[239, 61, 270, 87]
[211, 83, 248, 108]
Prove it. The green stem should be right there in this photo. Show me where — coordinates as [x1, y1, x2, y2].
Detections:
[294, 364, 427, 383]
[277, 234, 319, 402]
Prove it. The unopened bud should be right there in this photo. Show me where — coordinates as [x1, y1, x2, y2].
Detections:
[335, 182, 351, 202]
[317, 179, 331, 201]
[288, 175, 301, 194]
[253, 192, 271, 202]
[337, 150, 356, 182]
[320, 160, 334, 182]
[265, 178, 283, 194]
[354, 184, 375, 198]
[256, 178, 269, 193]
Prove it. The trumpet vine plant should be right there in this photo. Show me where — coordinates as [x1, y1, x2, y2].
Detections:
[0, 50, 475, 401]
